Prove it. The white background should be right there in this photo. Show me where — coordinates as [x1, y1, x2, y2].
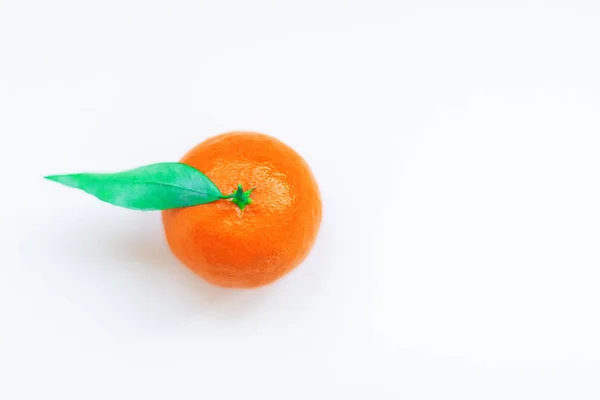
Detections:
[1, 1, 600, 398]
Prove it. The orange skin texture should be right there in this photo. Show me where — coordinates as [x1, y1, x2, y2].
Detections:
[162, 132, 322, 288]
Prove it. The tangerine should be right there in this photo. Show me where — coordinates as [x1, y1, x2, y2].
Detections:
[161, 131, 322, 288]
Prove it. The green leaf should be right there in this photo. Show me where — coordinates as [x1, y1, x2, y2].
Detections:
[45, 162, 222, 211]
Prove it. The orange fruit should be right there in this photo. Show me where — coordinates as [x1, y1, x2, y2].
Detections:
[161, 131, 322, 288]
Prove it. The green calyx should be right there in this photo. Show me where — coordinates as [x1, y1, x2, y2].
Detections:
[221, 184, 255, 211]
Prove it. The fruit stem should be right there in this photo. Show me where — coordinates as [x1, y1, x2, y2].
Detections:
[220, 184, 255, 210]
